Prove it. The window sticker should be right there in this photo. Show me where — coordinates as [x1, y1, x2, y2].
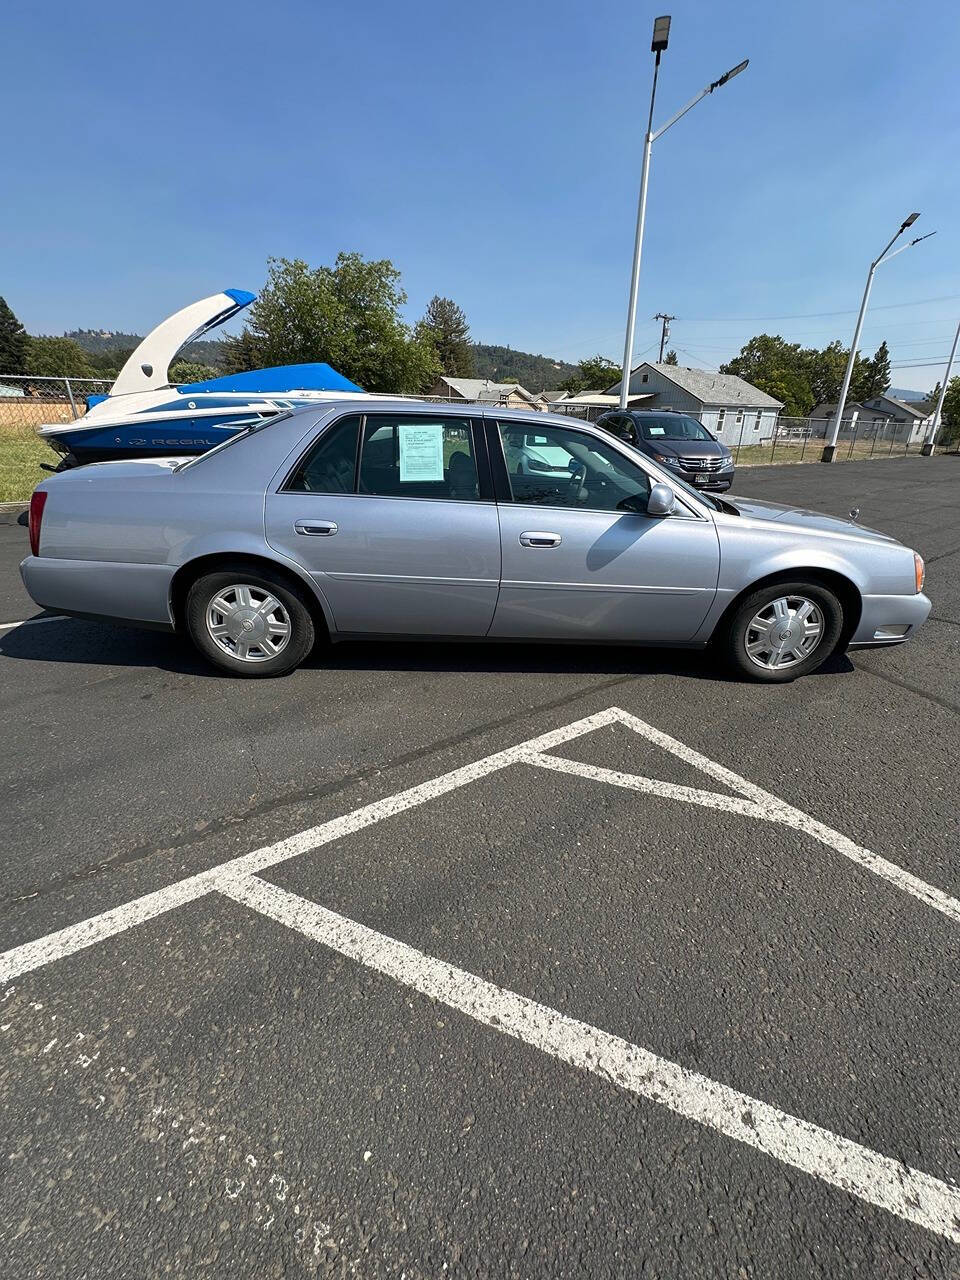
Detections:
[398, 424, 445, 482]
[648, 426, 665, 435]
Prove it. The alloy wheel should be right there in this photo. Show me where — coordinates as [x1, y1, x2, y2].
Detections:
[744, 595, 824, 671]
[204, 583, 292, 663]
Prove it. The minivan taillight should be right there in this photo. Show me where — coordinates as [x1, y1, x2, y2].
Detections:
[29, 490, 47, 556]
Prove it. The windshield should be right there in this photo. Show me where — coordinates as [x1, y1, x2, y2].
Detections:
[638, 414, 712, 442]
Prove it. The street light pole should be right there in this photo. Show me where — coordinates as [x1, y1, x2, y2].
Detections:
[618, 39, 662, 411]
[617, 18, 748, 410]
[820, 214, 934, 462]
[920, 315, 960, 456]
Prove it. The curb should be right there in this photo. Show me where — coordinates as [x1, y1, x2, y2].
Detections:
[0, 501, 28, 526]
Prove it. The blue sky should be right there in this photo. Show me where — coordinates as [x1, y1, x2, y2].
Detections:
[3, 0, 959, 387]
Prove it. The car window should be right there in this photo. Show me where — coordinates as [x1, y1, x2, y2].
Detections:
[637, 415, 711, 441]
[496, 422, 651, 513]
[358, 415, 480, 501]
[602, 414, 638, 444]
[285, 415, 360, 492]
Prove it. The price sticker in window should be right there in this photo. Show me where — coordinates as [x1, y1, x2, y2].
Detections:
[398, 424, 445, 482]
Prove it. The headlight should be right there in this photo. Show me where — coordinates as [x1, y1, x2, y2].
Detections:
[720, 454, 734, 468]
[653, 454, 678, 465]
[914, 552, 925, 592]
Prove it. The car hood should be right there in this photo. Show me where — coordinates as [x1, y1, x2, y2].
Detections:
[725, 496, 897, 542]
[650, 438, 728, 459]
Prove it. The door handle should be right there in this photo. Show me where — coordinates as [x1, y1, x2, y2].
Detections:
[295, 520, 338, 536]
[519, 531, 562, 548]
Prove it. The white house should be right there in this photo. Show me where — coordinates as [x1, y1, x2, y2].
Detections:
[810, 396, 932, 445]
[605, 362, 783, 443]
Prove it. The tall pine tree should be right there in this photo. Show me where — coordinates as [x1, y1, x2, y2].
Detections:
[0, 297, 28, 373]
[863, 340, 891, 400]
[418, 296, 475, 377]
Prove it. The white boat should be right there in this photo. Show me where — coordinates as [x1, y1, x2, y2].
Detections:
[40, 289, 369, 466]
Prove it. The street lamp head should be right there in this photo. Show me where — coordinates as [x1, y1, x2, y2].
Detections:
[710, 58, 749, 91]
[901, 212, 920, 229]
[651, 15, 671, 52]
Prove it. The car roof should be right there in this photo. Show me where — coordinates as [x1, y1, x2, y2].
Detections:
[279, 397, 610, 434]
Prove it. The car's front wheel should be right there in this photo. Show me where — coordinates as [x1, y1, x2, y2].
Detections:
[185, 566, 316, 677]
[721, 580, 843, 682]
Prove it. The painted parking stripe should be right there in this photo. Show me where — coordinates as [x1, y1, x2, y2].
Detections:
[577, 709, 960, 925]
[2, 705, 957, 985]
[219, 872, 960, 1245]
[0, 708, 625, 983]
[0, 615, 67, 633]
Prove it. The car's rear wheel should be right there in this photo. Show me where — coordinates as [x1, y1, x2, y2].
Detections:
[721, 580, 843, 682]
[185, 566, 315, 677]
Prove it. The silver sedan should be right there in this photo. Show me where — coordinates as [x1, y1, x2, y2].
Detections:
[21, 401, 930, 680]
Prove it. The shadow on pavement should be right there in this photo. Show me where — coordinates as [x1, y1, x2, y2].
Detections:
[0, 615, 856, 683]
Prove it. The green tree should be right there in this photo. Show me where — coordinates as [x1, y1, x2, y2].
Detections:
[720, 334, 813, 416]
[803, 339, 849, 404]
[0, 297, 28, 372]
[561, 354, 620, 395]
[236, 254, 440, 393]
[849, 340, 890, 402]
[168, 360, 218, 384]
[663, 349, 679, 365]
[25, 336, 97, 378]
[940, 376, 960, 448]
[219, 329, 264, 373]
[418, 295, 475, 377]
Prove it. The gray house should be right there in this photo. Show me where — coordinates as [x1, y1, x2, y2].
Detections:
[810, 396, 932, 444]
[605, 362, 783, 442]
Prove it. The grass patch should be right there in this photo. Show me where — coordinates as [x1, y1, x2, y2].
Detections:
[0, 424, 60, 503]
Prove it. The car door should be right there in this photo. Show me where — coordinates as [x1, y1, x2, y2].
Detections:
[264, 411, 500, 636]
[488, 417, 720, 642]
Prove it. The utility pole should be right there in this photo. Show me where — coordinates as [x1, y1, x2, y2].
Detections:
[654, 313, 676, 361]
[921, 315, 960, 456]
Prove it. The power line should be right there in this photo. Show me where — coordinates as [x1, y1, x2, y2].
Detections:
[677, 293, 960, 323]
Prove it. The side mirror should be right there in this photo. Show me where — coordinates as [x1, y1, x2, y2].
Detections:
[646, 483, 675, 516]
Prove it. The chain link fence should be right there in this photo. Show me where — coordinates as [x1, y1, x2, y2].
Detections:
[546, 402, 958, 462]
[0, 375, 114, 432]
[2, 375, 956, 465]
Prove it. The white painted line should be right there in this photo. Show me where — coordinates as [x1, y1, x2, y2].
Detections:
[597, 708, 960, 926]
[220, 872, 960, 1245]
[0, 708, 624, 983]
[528, 752, 769, 820]
[1, 702, 956, 985]
[0, 614, 67, 633]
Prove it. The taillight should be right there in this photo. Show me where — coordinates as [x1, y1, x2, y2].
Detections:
[29, 490, 47, 557]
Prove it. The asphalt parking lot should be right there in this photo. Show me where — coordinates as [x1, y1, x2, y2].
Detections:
[1, 456, 958, 1278]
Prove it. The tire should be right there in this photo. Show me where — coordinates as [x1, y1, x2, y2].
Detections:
[720, 580, 843, 683]
[185, 565, 316, 678]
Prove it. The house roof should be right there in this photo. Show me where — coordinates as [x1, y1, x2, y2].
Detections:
[810, 402, 866, 420]
[438, 376, 538, 404]
[555, 391, 654, 406]
[616, 362, 783, 409]
[866, 394, 928, 420]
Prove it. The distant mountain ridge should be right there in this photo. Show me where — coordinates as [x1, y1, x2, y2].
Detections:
[66, 329, 224, 366]
[66, 329, 578, 390]
[887, 386, 928, 402]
